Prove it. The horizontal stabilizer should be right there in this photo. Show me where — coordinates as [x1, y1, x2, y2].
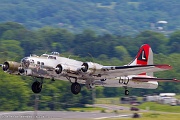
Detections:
[132, 77, 180, 82]
[116, 64, 172, 70]
[103, 64, 172, 70]
[102, 64, 172, 77]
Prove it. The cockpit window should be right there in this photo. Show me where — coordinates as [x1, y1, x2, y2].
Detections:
[41, 62, 44, 66]
[51, 52, 59, 56]
[48, 56, 56, 59]
[21, 57, 28, 63]
[30, 59, 34, 63]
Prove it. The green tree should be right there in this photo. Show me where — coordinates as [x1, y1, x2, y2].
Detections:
[0, 71, 31, 111]
[114, 45, 129, 60]
[169, 30, 180, 53]
[0, 22, 25, 38]
[135, 31, 169, 54]
[35, 27, 75, 53]
[0, 40, 24, 61]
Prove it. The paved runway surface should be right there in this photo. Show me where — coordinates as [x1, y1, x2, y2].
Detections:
[0, 111, 132, 120]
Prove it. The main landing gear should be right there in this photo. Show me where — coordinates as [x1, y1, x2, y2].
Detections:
[67, 77, 81, 95]
[31, 76, 82, 95]
[71, 82, 81, 95]
[31, 78, 43, 94]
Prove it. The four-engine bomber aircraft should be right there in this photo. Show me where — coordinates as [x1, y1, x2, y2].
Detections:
[1, 44, 179, 95]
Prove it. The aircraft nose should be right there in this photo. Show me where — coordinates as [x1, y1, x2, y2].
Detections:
[21, 57, 30, 68]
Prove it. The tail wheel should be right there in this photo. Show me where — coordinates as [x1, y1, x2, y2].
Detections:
[71, 82, 81, 95]
[32, 81, 42, 93]
[125, 89, 129, 95]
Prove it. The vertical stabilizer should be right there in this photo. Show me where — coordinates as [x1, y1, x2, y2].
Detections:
[128, 44, 153, 76]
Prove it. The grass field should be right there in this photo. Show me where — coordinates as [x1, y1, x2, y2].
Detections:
[96, 97, 180, 112]
[138, 102, 180, 113]
[67, 106, 105, 112]
[95, 97, 120, 104]
[175, 95, 180, 99]
[94, 97, 180, 120]
[95, 97, 142, 105]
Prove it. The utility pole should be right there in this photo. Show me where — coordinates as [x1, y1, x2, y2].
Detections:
[34, 94, 39, 120]
[92, 88, 96, 104]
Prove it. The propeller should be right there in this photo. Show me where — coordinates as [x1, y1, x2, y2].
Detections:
[81, 62, 88, 72]
[55, 64, 63, 74]
[2, 62, 9, 71]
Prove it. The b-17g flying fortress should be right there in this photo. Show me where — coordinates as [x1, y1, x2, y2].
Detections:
[1, 44, 179, 95]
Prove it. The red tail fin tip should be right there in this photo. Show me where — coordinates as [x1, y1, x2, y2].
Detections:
[128, 44, 153, 76]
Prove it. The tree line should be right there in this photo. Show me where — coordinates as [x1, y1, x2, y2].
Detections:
[0, 0, 180, 35]
[0, 22, 179, 111]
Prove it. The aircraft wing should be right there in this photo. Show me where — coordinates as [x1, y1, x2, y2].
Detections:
[101, 64, 172, 77]
[131, 77, 180, 82]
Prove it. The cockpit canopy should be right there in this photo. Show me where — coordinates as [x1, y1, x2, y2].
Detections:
[40, 52, 60, 57]
[51, 52, 60, 56]
[40, 54, 57, 60]
[40, 52, 59, 59]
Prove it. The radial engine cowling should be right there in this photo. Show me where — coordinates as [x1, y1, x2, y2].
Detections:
[2, 61, 21, 73]
[81, 62, 103, 74]
[55, 64, 70, 74]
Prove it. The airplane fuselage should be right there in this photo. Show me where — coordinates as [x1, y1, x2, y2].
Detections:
[19, 54, 158, 90]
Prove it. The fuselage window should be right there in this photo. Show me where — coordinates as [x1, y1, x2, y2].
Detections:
[30, 59, 34, 63]
[41, 62, 44, 66]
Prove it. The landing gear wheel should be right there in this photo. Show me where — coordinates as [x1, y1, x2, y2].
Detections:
[71, 82, 81, 95]
[32, 81, 42, 93]
[125, 89, 129, 95]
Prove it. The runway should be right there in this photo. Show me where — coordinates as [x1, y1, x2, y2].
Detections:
[0, 111, 132, 120]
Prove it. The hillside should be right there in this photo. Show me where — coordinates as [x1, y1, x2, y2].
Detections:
[0, 0, 180, 35]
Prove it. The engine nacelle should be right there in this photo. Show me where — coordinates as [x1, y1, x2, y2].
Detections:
[2, 61, 21, 73]
[55, 64, 70, 74]
[81, 62, 103, 74]
[18, 67, 25, 74]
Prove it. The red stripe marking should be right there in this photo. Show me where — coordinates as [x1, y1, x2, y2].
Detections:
[136, 44, 150, 75]
[136, 44, 150, 65]
[155, 64, 172, 70]
[138, 73, 146, 75]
